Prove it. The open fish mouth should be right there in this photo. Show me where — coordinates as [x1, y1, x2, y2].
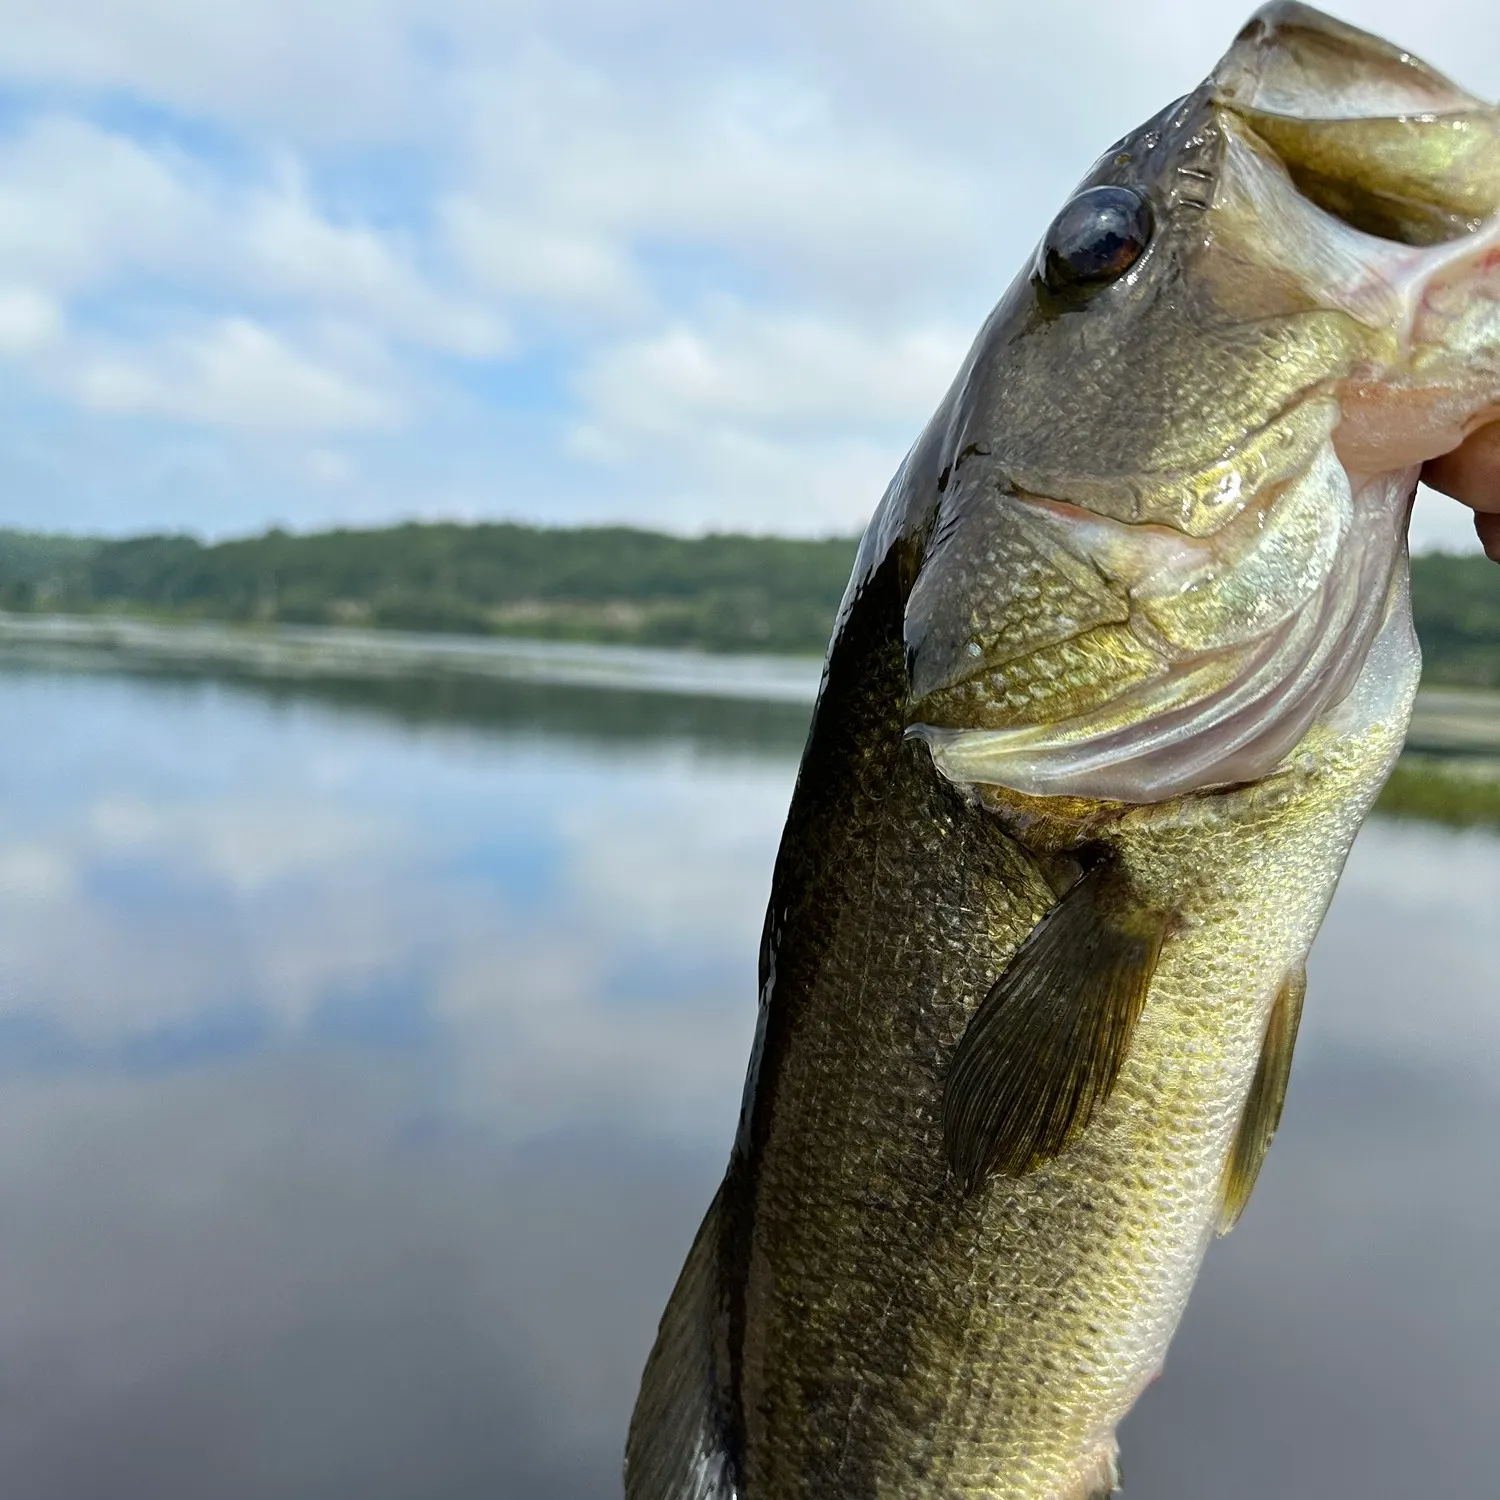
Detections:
[908, 2, 1500, 806]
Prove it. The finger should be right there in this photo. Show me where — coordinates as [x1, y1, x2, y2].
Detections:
[1423, 421, 1500, 512]
[1475, 509, 1500, 563]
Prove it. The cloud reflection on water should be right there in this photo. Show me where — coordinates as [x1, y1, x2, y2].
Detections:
[0, 660, 1494, 1498]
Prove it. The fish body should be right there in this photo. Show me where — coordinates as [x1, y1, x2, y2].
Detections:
[628, 7, 1500, 1497]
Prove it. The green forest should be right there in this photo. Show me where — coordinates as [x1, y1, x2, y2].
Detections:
[2, 522, 1499, 686]
[0, 524, 857, 656]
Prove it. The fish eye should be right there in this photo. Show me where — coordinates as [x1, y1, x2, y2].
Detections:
[1038, 185, 1154, 294]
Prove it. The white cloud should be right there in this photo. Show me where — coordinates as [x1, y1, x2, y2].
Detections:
[232, 165, 507, 357]
[0, 843, 74, 902]
[439, 41, 988, 324]
[86, 793, 405, 896]
[433, 929, 755, 1145]
[0, 286, 61, 355]
[0, 0, 1495, 534]
[442, 205, 645, 322]
[578, 309, 965, 436]
[557, 756, 787, 948]
[0, 114, 501, 441]
[0, 0, 434, 141]
[68, 317, 401, 433]
[304, 446, 356, 487]
[0, 786, 428, 1040]
[0, 726, 788, 1151]
[0, 111, 499, 344]
[431, 756, 786, 1141]
[0, 116, 207, 291]
[568, 304, 966, 531]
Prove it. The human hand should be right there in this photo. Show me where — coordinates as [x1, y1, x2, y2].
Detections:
[1423, 424, 1500, 561]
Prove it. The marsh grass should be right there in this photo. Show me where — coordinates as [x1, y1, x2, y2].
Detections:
[1377, 755, 1500, 828]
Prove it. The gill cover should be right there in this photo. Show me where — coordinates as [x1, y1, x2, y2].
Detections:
[905, 455, 1411, 803]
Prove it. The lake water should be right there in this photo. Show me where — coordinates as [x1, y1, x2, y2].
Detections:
[0, 650, 1495, 1500]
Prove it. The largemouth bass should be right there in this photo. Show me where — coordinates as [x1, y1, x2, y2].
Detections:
[628, 6, 1500, 1497]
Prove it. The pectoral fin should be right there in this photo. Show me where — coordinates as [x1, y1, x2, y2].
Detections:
[624, 1184, 739, 1500]
[942, 860, 1168, 1192]
[1218, 962, 1307, 1236]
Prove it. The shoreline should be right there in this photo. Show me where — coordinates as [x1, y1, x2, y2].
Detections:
[5, 610, 1500, 828]
[0, 610, 825, 706]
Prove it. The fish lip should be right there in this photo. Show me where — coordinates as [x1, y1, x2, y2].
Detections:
[1211, 1, 1488, 121]
[1209, 6, 1500, 244]
[1220, 98, 1475, 125]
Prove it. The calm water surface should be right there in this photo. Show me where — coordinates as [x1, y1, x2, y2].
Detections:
[0, 655, 1495, 1500]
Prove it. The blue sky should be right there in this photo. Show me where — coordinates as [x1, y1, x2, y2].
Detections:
[0, 0, 1496, 547]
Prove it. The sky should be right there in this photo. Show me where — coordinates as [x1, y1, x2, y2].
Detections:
[0, 0, 1497, 547]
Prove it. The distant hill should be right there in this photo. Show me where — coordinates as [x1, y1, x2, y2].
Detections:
[1, 522, 1498, 685]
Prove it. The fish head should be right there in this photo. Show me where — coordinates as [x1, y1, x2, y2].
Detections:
[902, 1, 1500, 805]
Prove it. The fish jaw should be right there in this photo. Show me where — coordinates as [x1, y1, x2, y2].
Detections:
[907, 9, 1500, 807]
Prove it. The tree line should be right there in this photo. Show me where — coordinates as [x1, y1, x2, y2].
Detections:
[1, 522, 1497, 685]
